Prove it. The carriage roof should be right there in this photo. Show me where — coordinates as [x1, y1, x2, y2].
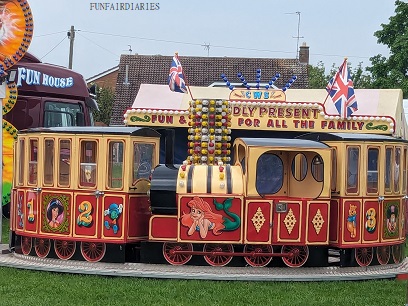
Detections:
[236, 137, 330, 149]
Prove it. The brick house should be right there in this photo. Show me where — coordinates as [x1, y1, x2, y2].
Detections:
[86, 65, 119, 90]
[104, 45, 310, 125]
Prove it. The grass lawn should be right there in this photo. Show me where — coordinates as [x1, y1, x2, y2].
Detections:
[0, 217, 407, 306]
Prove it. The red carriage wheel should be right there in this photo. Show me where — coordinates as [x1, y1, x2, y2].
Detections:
[376, 246, 390, 265]
[54, 240, 76, 260]
[80, 242, 106, 262]
[21, 236, 32, 255]
[243, 244, 273, 267]
[392, 244, 403, 264]
[355, 247, 373, 267]
[34, 238, 51, 258]
[203, 243, 234, 266]
[281, 245, 309, 267]
[162, 242, 193, 265]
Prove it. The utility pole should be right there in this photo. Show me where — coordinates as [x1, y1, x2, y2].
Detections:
[68, 25, 75, 69]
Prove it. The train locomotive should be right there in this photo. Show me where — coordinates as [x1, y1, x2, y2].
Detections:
[8, 86, 407, 268]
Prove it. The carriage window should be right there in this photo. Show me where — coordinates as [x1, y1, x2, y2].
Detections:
[403, 148, 407, 193]
[58, 140, 71, 187]
[28, 139, 38, 185]
[291, 153, 307, 181]
[44, 139, 54, 185]
[133, 143, 154, 182]
[256, 153, 283, 194]
[367, 148, 379, 194]
[80, 140, 97, 187]
[108, 141, 124, 189]
[18, 139, 25, 185]
[385, 147, 392, 193]
[331, 148, 337, 191]
[395, 147, 401, 193]
[311, 155, 323, 182]
[347, 147, 359, 193]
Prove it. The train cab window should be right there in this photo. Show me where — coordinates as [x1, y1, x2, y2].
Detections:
[28, 139, 38, 185]
[346, 147, 359, 194]
[58, 140, 71, 187]
[385, 147, 392, 193]
[291, 153, 307, 181]
[311, 155, 324, 182]
[394, 147, 401, 193]
[331, 148, 337, 191]
[17, 139, 25, 185]
[367, 148, 379, 194]
[108, 141, 124, 189]
[133, 143, 154, 181]
[256, 153, 283, 195]
[79, 140, 97, 187]
[44, 139, 54, 186]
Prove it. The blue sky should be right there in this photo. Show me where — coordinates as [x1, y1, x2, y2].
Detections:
[26, 0, 396, 79]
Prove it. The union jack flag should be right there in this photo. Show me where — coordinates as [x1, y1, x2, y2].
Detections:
[168, 55, 187, 93]
[326, 59, 358, 119]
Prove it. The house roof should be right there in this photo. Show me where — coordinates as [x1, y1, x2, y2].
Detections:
[86, 65, 119, 83]
[112, 54, 308, 125]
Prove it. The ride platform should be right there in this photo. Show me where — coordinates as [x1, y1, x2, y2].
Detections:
[0, 244, 407, 281]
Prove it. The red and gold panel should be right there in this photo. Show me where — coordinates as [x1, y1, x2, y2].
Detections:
[24, 190, 37, 233]
[382, 199, 400, 241]
[15, 189, 25, 231]
[276, 201, 301, 242]
[40, 192, 71, 236]
[102, 195, 125, 240]
[127, 195, 151, 239]
[245, 200, 272, 243]
[73, 193, 98, 238]
[306, 201, 329, 244]
[149, 215, 178, 240]
[342, 200, 361, 244]
[178, 195, 242, 243]
[329, 199, 339, 243]
[362, 200, 379, 242]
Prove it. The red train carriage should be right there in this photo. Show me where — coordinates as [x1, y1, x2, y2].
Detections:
[147, 137, 333, 267]
[298, 132, 407, 266]
[10, 126, 160, 262]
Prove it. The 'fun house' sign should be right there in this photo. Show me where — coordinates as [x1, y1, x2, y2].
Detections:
[124, 89, 395, 135]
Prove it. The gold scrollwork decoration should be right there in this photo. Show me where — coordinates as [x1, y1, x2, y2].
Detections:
[312, 209, 324, 235]
[251, 207, 266, 233]
[284, 208, 296, 234]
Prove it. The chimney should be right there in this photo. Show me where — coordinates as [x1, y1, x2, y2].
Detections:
[299, 42, 309, 65]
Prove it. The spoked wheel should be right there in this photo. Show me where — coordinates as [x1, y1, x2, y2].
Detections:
[162, 242, 193, 265]
[80, 242, 106, 262]
[203, 243, 234, 267]
[21, 236, 32, 255]
[243, 244, 273, 267]
[34, 238, 51, 258]
[376, 246, 390, 265]
[355, 247, 374, 267]
[281, 245, 309, 267]
[392, 244, 403, 264]
[54, 240, 76, 260]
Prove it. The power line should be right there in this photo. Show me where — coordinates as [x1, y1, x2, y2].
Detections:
[34, 31, 67, 38]
[40, 36, 67, 60]
[76, 32, 120, 57]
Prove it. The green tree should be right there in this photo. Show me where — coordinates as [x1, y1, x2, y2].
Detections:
[92, 85, 114, 126]
[367, 0, 408, 97]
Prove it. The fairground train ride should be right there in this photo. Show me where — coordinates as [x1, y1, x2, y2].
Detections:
[8, 72, 408, 268]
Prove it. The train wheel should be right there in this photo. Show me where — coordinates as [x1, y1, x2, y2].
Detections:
[162, 242, 193, 265]
[392, 244, 403, 264]
[21, 236, 32, 255]
[34, 238, 51, 258]
[355, 247, 373, 267]
[203, 243, 234, 267]
[54, 240, 76, 260]
[80, 242, 106, 262]
[243, 244, 273, 267]
[376, 246, 390, 265]
[281, 245, 309, 267]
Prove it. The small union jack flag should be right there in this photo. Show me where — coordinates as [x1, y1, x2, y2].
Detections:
[326, 59, 358, 119]
[168, 55, 187, 93]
